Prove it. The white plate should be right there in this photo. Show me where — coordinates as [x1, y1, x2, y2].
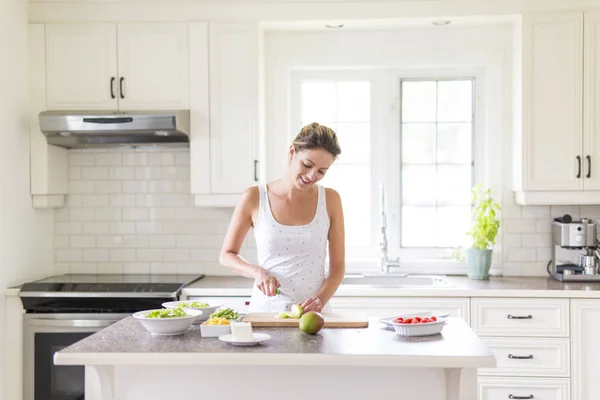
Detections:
[378, 312, 449, 328]
[218, 333, 271, 346]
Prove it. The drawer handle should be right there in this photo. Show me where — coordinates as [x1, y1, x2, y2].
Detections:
[508, 354, 533, 360]
[507, 314, 533, 320]
[508, 395, 534, 399]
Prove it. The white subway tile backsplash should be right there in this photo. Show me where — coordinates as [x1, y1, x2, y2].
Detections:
[550, 205, 581, 219]
[55, 208, 69, 222]
[161, 194, 191, 207]
[70, 236, 96, 248]
[82, 222, 109, 235]
[162, 166, 190, 180]
[150, 262, 177, 274]
[136, 194, 162, 207]
[109, 194, 136, 207]
[109, 167, 136, 180]
[191, 248, 220, 262]
[175, 153, 190, 165]
[149, 235, 176, 248]
[580, 205, 600, 218]
[83, 249, 110, 262]
[536, 219, 552, 233]
[82, 167, 109, 180]
[522, 233, 551, 248]
[149, 208, 175, 221]
[137, 249, 163, 262]
[69, 167, 82, 180]
[110, 249, 136, 262]
[122, 235, 149, 248]
[123, 153, 149, 166]
[503, 234, 522, 248]
[56, 222, 82, 235]
[123, 181, 149, 194]
[163, 249, 190, 262]
[95, 181, 122, 194]
[100, 263, 125, 274]
[70, 263, 97, 274]
[95, 153, 122, 166]
[70, 209, 95, 221]
[503, 219, 537, 233]
[501, 205, 522, 219]
[536, 248, 552, 263]
[69, 181, 94, 194]
[522, 206, 550, 219]
[135, 167, 162, 180]
[97, 236, 123, 248]
[95, 209, 122, 221]
[122, 208, 149, 221]
[136, 221, 161, 234]
[70, 154, 95, 166]
[56, 249, 83, 262]
[149, 181, 175, 193]
[149, 153, 175, 166]
[81, 194, 110, 207]
[109, 222, 136, 235]
[123, 262, 151, 274]
[507, 248, 536, 262]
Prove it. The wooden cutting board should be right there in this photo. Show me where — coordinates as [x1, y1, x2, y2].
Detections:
[242, 312, 369, 328]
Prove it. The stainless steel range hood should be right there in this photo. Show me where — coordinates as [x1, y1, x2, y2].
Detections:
[39, 110, 190, 149]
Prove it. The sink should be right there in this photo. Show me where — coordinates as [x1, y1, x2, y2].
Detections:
[341, 274, 453, 288]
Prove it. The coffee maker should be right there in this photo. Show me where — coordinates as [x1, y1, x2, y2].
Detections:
[549, 214, 600, 281]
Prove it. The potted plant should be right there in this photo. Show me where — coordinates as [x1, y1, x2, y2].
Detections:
[465, 183, 501, 280]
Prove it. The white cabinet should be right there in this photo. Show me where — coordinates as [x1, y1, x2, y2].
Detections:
[45, 24, 118, 110]
[584, 12, 600, 190]
[570, 299, 600, 400]
[329, 297, 470, 323]
[191, 21, 260, 207]
[45, 23, 189, 111]
[116, 23, 189, 110]
[478, 377, 571, 400]
[515, 11, 600, 204]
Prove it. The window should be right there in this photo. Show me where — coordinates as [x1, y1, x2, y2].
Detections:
[400, 79, 474, 249]
[298, 80, 372, 248]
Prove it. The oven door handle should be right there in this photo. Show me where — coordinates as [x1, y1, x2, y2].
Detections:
[27, 319, 121, 328]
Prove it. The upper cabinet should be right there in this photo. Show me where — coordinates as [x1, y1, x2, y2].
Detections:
[45, 23, 189, 111]
[190, 21, 260, 207]
[515, 11, 600, 204]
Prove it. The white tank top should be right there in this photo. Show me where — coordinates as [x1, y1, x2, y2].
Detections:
[248, 184, 332, 313]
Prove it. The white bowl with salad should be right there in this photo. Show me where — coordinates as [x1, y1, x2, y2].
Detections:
[161, 300, 223, 323]
[133, 308, 203, 336]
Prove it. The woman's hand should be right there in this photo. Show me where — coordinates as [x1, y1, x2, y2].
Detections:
[254, 268, 280, 297]
[299, 296, 323, 313]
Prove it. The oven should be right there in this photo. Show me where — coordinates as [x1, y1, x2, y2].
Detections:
[23, 313, 129, 400]
[19, 273, 203, 400]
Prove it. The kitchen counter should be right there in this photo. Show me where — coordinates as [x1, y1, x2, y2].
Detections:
[54, 316, 493, 400]
[55, 316, 493, 368]
[182, 275, 600, 298]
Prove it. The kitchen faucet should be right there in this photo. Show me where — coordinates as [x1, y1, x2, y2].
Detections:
[379, 184, 401, 274]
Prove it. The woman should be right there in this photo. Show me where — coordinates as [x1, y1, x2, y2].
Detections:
[219, 122, 345, 313]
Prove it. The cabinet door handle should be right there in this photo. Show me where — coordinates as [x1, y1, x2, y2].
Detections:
[508, 354, 533, 360]
[508, 395, 534, 399]
[253, 160, 259, 182]
[119, 77, 125, 99]
[507, 314, 532, 320]
[577, 155, 582, 178]
[587, 155, 592, 178]
[110, 77, 115, 99]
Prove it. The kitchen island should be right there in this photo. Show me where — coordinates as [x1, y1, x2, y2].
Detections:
[54, 316, 495, 400]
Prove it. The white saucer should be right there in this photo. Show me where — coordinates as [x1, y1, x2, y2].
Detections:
[218, 333, 271, 346]
[378, 312, 449, 329]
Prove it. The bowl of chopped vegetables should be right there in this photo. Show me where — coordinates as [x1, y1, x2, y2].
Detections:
[161, 300, 223, 323]
[200, 317, 232, 337]
[133, 308, 203, 336]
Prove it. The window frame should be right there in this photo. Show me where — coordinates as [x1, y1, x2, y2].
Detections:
[398, 77, 476, 249]
[289, 68, 488, 274]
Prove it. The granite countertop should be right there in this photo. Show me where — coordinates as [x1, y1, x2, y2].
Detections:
[182, 275, 600, 298]
[54, 316, 494, 369]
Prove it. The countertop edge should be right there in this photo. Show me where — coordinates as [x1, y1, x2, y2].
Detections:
[181, 287, 600, 299]
[53, 351, 496, 369]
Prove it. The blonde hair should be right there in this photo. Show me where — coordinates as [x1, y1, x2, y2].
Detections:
[292, 122, 341, 158]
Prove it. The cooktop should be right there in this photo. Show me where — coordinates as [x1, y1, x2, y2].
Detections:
[18, 274, 204, 313]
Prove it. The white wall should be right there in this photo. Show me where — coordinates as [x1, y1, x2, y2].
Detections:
[0, 0, 55, 398]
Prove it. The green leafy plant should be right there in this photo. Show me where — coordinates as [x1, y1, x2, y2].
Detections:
[466, 183, 501, 250]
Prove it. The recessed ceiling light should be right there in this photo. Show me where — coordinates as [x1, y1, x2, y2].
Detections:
[432, 20, 451, 26]
[325, 23, 344, 29]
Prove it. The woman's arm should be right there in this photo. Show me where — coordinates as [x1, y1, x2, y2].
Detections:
[307, 188, 345, 309]
[219, 186, 280, 296]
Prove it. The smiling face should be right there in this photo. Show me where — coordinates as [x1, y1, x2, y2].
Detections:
[288, 147, 335, 191]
